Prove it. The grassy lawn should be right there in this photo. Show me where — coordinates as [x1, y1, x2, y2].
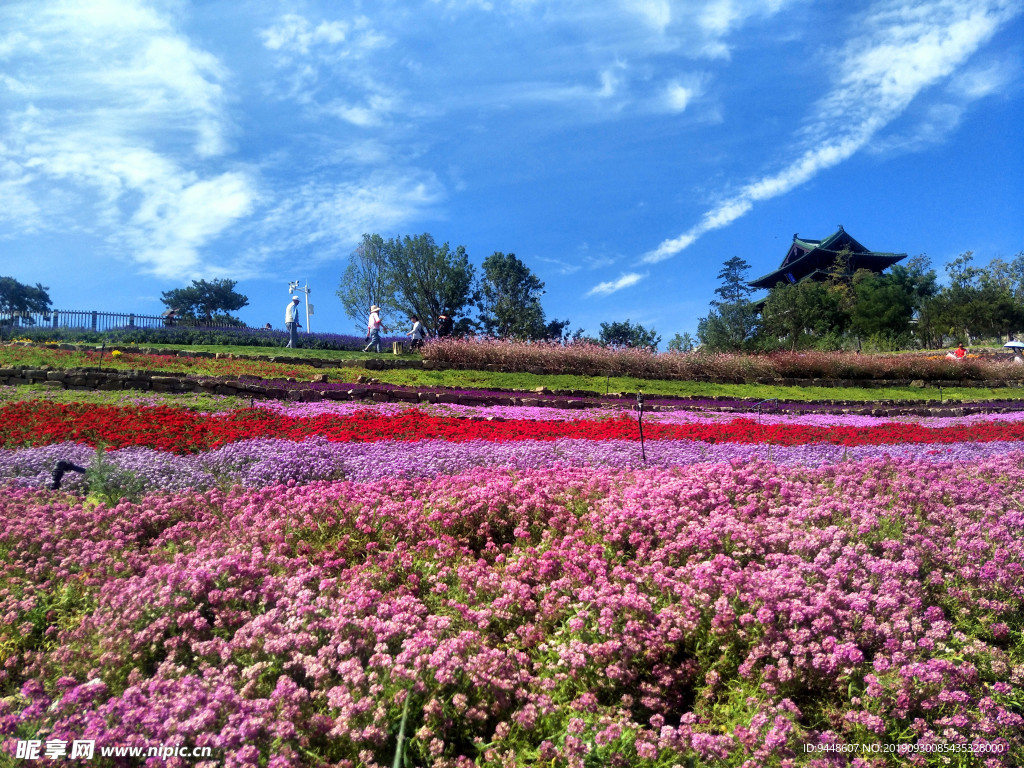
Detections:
[0, 384, 250, 412]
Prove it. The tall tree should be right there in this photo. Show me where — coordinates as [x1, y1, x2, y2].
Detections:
[160, 279, 248, 321]
[0, 276, 52, 315]
[336, 234, 399, 330]
[382, 233, 476, 335]
[598, 319, 661, 350]
[697, 256, 759, 351]
[713, 256, 757, 305]
[476, 252, 568, 340]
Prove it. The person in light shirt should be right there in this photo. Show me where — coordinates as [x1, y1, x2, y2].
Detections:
[363, 304, 388, 353]
[407, 315, 425, 350]
[284, 296, 301, 348]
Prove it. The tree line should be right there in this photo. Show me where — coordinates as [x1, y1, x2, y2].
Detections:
[1, 233, 665, 350]
[697, 251, 1024, 352]
[336, 233, 662, 348]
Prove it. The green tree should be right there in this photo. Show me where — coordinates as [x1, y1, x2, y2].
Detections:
[918, 252, 1024, 344]
[760, 280, 847, 351]
[667, 332, 696, 352]
[0, 277, 52, 326]
[936, 252, 987, 341]
[696, 257, 759, 351]
[477, 252, 568, 340]
[336, 234, 399, 330]
[850, 270, 915, 338]
[698, 303, 761, 351]
[598, 319, 660, 350]
[882, 254, 939, 346]
[894, 254, 938, 307]
[160, 279, 248, 322]
[713, 256, 756, 305]
[382, 233, 476, 336]
[976, 257, 1024, 338]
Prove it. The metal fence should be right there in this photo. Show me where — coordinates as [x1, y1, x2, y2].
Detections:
[1, 309, 254, 332]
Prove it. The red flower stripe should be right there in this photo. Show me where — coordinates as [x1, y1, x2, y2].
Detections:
[5, 400, 1024, 454]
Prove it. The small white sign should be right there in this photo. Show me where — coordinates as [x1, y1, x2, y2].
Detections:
[307, 304, 314, 315]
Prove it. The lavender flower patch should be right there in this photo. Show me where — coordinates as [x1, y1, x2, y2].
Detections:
[6, 438, 1024, 493]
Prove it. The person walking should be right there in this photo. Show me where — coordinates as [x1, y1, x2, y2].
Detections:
[285, 296, 301, 348]
[437, 312, 454, 338]
[364, 304, 388, 353]
[407, 315, 425, 350]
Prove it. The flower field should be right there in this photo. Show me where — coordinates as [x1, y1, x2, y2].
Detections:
[2, 388, 1023, 767]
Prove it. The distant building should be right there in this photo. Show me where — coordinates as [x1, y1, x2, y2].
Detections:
[748, 225, 906, 291]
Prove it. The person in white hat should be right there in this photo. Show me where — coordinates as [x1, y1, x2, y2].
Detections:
[285, 295, 301, 348]
[363, 304, 388, 353]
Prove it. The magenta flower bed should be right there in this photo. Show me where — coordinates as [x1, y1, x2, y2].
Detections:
[2, 390, 1023, 766]
[2, 458, 1023, 767]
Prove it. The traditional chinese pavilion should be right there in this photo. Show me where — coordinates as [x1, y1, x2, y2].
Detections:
[748, 226, 906, 290]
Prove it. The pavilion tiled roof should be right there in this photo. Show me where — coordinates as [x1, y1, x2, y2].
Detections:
[748, 226, 906, 290]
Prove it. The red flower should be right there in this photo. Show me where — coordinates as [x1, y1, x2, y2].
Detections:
[6, 402, 1024, 454]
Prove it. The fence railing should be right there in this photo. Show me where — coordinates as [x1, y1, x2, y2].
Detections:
[0, 310, 254, 333]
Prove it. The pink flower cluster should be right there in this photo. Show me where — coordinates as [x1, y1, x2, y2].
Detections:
[2, 457, 1022, 766]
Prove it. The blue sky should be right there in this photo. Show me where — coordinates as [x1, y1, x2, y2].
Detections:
[2, 0, 1022, 343]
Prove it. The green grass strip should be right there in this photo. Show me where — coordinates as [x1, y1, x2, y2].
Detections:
[0, 384, 249, 412]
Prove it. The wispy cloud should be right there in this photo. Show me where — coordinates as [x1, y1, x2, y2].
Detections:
[259, 12, 392, 115]
[644, 0, 1022, 264]
[870, 56, 1020, 153]
[586, 271, 648, 297]
[694, 0, 795, 58]
[537, 244, 617, 276]
[0, 0, 253, 277]
[255, 171, 445, 262]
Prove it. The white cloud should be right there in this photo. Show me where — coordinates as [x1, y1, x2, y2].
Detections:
[625, 0, 672, 31]
[698, 0, 741, 37]
[131, 171, 256, 277]
[644, 0, 1022, 264]
[694, 0, 795, 57]
[538, 246, 616, 275]
[257, 171, 445, 260]
[948, 58, 1017, 99]
[260, 12, 394, 122]
[261, 15, 352, 54]
[0, 74, 31, 95]
[0, 176, 41, 233]
[644, 232, 698, 264]
[0, 0, 251, 276]
[663, 80, 697, 112]
[586, 272, 648, 296]
[598, 65, 625, 99]
[325, 92, 402, 127]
